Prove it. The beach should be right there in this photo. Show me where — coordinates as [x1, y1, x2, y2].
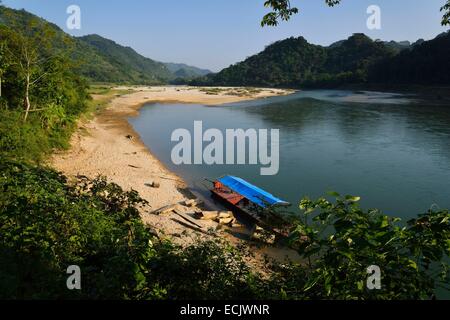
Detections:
[51, 86, 294, 245]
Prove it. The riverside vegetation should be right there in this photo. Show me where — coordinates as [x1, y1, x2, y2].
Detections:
[0, 5, 449, 299]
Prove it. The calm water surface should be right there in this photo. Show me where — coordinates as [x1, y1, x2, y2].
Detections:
[129, 90, 450, 221]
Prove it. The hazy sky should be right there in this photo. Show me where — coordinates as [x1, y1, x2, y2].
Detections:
[3, 0, 449, 71]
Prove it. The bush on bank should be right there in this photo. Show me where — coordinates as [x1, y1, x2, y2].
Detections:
[0, 159, 448, 300]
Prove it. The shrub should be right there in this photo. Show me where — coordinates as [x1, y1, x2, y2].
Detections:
[285, 193, 450, 299]
[0, 160, 264, 299]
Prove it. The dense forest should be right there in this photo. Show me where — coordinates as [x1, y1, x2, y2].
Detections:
[2, 5, 448, 89]
[0, 6, 209, 85]
[192, 32, 450, 88]
[370, 32, 450, 85]
[0, 5, 449, 300]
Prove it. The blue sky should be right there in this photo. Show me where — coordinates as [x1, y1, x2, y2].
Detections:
[3, 0, 449, 71]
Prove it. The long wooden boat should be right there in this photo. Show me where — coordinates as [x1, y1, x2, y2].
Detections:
[209, 175, 291, 237]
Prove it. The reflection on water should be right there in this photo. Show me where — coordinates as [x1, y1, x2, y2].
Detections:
[129, 90, 450, 221]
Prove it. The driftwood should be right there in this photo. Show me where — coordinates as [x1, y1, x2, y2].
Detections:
[151, 203, 181, 215]
[184, 199, 196, 207]
[195, 211, 219, 220]
[173, 210, 204, 229]
[183, 199, 203, 207]
[194, 211, 235, 223]
[170, 218, 212, 236]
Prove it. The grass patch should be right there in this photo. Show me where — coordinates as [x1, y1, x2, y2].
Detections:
[198, 87, 264, 97]
[84, 86, 132, 120]
[199, 87, 226, 95]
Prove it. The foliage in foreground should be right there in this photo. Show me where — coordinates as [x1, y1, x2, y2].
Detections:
[261, 0, 450, 27]
[287, 195, 450, 299]
[0, 159, 448, 300]
[0, 160, 261, 299]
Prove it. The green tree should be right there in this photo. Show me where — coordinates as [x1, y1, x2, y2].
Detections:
[442, 1, 450, 25]
[262, 0, 450, 27]
[2, 158, 447, 299]
[196, 34, 397, 88]
[0, 10, 73, 121]
[284, 193, 449, 299]
[0, 7, 88, 161]
[0, 40, 10, 100]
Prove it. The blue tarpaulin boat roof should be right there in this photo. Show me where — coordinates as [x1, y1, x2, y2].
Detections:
[218, 176, 290, 208]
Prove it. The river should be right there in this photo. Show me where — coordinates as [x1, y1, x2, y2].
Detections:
[129, 90, 450, 221]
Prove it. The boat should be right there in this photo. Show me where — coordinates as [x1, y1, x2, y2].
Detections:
[208, 175, 292, 237]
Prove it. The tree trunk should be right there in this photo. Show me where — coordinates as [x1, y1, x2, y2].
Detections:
[23, 73, 31, 122]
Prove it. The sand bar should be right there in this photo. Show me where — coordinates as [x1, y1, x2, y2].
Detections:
[51, 86, 295, 245]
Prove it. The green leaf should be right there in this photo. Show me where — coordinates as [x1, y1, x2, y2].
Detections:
[327, 191, 340, 198]
[408, 260, 418, 270]
[345, 195, 361, 202]
[380, 216, 389, 228]
[337, 250, 353, 261]
[357, 280, 364, 291]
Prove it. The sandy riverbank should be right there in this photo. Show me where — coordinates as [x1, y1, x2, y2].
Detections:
[51, 86, 295, 247]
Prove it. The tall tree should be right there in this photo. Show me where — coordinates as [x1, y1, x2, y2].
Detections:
[0, 41, 7, 99]
[0, 11, 70, 121]
[262, 0, 450, 26]
[0, 2, 9, 102]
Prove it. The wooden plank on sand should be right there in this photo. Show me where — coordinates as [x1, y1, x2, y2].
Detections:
[152, 203, 180, 215]
[170, 218, 211, 236]
[173, 210, 204, 229]
[197, 211, 219, 220]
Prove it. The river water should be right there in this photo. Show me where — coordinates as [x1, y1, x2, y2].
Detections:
[129, 90, 450, 221]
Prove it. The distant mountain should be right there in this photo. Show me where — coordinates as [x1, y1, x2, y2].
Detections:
[194, 32, 450, 88]
[195, 33, 394, 88]
[194, 36, 327, 87]
[0, 6, 173, 84]
[370, 32, 450, 85]
[382, 40, 411, 52]
[435, 30, 450, 38]
[3, 6, 448, 88]
[76, 34, 172, 84]
[164, 63, 212, 79]
[330, 38, 410, 53]
[323, 33, 395, 75]
[328, 40, 345, 48]
[412, 39, 425, 47]
[0, 6, 207, 84]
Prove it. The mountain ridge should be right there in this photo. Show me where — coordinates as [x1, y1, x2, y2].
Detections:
[2, 5, 449, 88]
[164, 62, 212, 79]
[0, 6, 210, 84]
[192, 32, 450, 88]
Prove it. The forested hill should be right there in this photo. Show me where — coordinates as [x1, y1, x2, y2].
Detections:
[193, 32, 450, 88]
[77, 35, 212, 83]
[164, 62, 212, 79]
[370, 31, 450, 85]
[202, 36, 328, 87]
[0, 6, 207, 84]
[76, 34, 172, 84]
